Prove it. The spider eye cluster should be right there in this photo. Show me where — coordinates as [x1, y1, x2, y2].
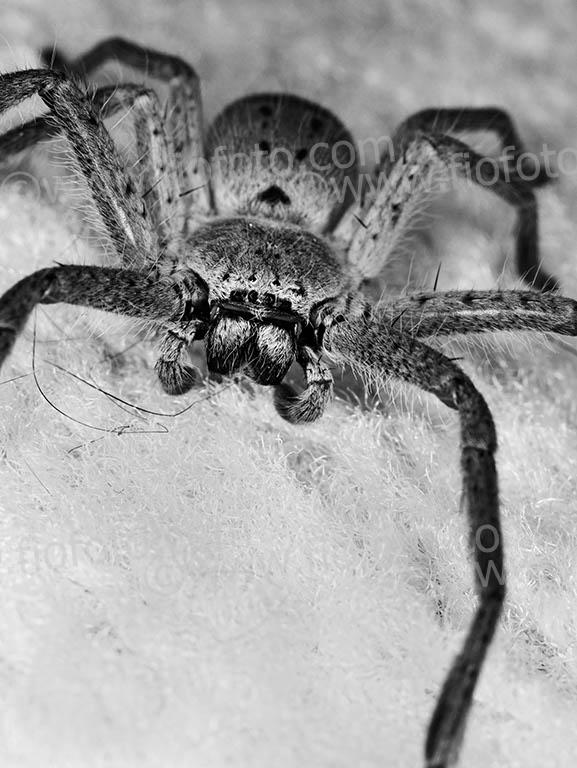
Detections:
[227, 288, 293, 312]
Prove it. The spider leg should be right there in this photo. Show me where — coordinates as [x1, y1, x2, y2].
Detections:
[42, 37, 211, 219]
[381, 289, 577, 338]
[344, 132, 557, 291]
[0, 115, 60, 159]
[0, 69, 154, 265]
[273, 344, 334, 423]
[0, 264, 208, 369]
[0, 81, 183, 259]
[155, 323, 203, 395]
[92, 85, 183, 254]
[394, 106, 550, 186]
[432, 133, 556, 291]
[324, 315, 504, 768]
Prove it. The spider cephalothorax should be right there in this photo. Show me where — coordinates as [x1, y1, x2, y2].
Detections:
[185, 216, 349, 414]
[1, 37, 576, 768]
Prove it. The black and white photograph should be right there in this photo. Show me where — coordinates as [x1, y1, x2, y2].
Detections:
[1, 2, 576, 766]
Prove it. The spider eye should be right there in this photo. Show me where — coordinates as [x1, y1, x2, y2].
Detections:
[256, 185, 291, 207]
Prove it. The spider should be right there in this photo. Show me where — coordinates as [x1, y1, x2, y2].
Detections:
[0, 37, 576, 768]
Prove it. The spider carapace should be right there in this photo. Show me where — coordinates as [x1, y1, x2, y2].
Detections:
[1, 37, 576, 768]
[190, 91, 359, 421]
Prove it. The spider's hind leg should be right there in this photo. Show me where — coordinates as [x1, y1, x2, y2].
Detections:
[396, 106, 551, 186]
[343, 130, 557, 292]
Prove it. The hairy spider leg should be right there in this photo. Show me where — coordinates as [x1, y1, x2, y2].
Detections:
[42, 37, 210, 218]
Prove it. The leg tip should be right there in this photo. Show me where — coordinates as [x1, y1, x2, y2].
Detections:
[156, 360, 198, 395]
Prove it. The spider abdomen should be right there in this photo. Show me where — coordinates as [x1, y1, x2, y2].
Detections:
[206, 93, 358, 233]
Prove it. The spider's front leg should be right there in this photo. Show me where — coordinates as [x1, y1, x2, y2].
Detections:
[342, 125, 557, 292]
[0, 68, 207, 390]
[0, 75, 185, 259]
[324, 314, 504, 768]
[0, 69, 154, 265]
[0, 264, 208, 373]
